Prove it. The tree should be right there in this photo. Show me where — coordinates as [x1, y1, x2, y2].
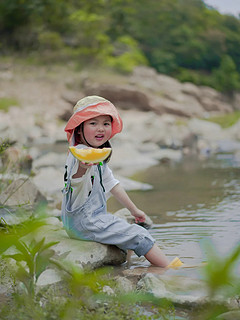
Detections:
[212, 55, 240, 94]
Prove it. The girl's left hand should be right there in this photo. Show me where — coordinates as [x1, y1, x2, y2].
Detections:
[131, 209, 146, 223]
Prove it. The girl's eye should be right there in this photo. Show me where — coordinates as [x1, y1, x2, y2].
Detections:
[104, 122, 111, 126]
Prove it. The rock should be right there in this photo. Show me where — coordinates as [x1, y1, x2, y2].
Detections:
[114, 175, 153, 191]
[0, 177, 46, 208]
[32, 152, 66, 170]
[3, 216, 127, 289]
[151, 148, 182, 163]
[151, 95, 204, 118]
[216, 310, 240, 320]
[84, 83, 152, 112]
[113, 208, 153, 229]
[1, 146, 33, 174]
[131, 66, 183, 99]
[181, 82, 201, 99]
[61, 90, 81, 107]
[225, 119, 240, 140]
[188, 118, 224, 140]
[114, 276, 134, 293]
[0, 107, 37, 145]
[136, 273, 208, 307]
[198, 86, 233, 113]
[102, 285, 115, 296]
[32, 167, 64, 201]
[216, 140, 240, 153]
[233, 93, 240, 111]
[83, 65, 236, 118]
[110, 141, 158, 176]
[37, 269, 62, 286]
[34, 217, 126, 271]
[59, 108, 72, 122]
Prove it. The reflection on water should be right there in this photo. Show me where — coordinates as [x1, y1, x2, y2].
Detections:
[108, 155, 240, 269]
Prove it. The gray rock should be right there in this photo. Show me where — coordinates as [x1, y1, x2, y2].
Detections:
[110, 141, 158, 176]
[113, 208, 153, 229]
[188, 118, 223, 140]
[136, 273, 208, 307]
[198, 86, 232, 113]
[35, 217, 126, 272]
[225, 119, 240, 140]
[216, 310, 240, 320]
[115, 175, 153, 191]
[32, 167, 64, 200]
[32, 152, 66, 170]
[84, 83, 152, 112]
[114, 276, 134, 293]
[3, 216, 127, 288]
[0, 177, 46, 208]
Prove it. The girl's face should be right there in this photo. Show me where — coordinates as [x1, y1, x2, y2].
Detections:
[82, 115, 112, 147]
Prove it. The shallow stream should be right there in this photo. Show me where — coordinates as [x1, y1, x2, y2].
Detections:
[108, 154, 240, 272]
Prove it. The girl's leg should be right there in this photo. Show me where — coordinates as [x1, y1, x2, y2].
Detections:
[144, 243, 169, 267]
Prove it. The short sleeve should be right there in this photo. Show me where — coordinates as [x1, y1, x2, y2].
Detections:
[103, 165, 119, 194]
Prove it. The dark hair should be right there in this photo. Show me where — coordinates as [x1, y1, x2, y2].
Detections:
[74, 124, 83, 145]
[74, 124, 112, 163]
[99, 140, 112, 163]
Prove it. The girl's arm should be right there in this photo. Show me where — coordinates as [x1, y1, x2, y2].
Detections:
[110, 184, 146, 223]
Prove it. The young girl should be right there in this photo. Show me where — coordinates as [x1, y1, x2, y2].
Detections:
[61, 95, 169, 267]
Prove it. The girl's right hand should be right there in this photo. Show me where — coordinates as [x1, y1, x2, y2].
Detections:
[79, 161, 94, 169]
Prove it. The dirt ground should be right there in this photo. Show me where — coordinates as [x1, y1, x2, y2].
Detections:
[0, 62, 82, 120]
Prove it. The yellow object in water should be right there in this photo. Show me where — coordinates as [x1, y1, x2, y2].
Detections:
[69, 146, 111, 163]
[167, 257, 184, 268]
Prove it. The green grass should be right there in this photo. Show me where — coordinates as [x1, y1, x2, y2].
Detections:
[0, 97, 20, 112]
[206, 111, 240, 128]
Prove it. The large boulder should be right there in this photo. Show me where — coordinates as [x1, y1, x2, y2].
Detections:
[130, 66, 234, 116]
[32, 167, 64, 202]
[122, 268, 239, 311]
[0, 176, 46, 208]
[83, 83, 152, 112]
[36, 217, 126, 271]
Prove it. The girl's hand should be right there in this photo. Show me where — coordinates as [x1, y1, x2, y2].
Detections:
[131, 208, 146, 223]
[79, 161, 94, 169]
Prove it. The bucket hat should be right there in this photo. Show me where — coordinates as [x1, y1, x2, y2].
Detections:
[64, 96, 123, 144]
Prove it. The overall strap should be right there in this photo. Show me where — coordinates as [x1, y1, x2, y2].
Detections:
[97, 164, 105, 192]
[62, 154, 76, 195]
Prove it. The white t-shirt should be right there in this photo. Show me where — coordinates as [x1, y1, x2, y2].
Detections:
[66, 150, 119, 210]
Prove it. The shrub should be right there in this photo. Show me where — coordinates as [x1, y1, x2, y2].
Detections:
[106, 36, 148, 73]
[0, 97, 19, 112]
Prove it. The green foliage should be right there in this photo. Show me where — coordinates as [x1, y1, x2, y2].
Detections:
[38, 32, 64, 51]
[0, 210, 58, 297]
[205, 111, 240, 128]
[212, 55, 240, 94]
[150, 50, 177, 74]
[0, 212, 173, 319]
[1, 209, 240, 319]
[1, 0, 240, 90]
[0, 138, 10, 155]
[0, 97, 19, 112]
[201, 240, 240, 298]
[106, 36, 148, 73]
[176, 68, 213, 87]
[3, 237, 59, 297]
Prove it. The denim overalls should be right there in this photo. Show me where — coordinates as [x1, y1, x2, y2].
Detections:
[61, 154, 155, 257]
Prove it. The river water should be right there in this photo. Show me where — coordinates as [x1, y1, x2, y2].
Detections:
[108, 154, 240, 270]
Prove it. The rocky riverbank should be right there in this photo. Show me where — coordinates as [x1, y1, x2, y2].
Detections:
[1, 63, 240, 314]
[1, 62, 240, 258]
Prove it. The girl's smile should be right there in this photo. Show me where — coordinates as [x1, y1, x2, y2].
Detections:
[82, 115, 112, 147]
